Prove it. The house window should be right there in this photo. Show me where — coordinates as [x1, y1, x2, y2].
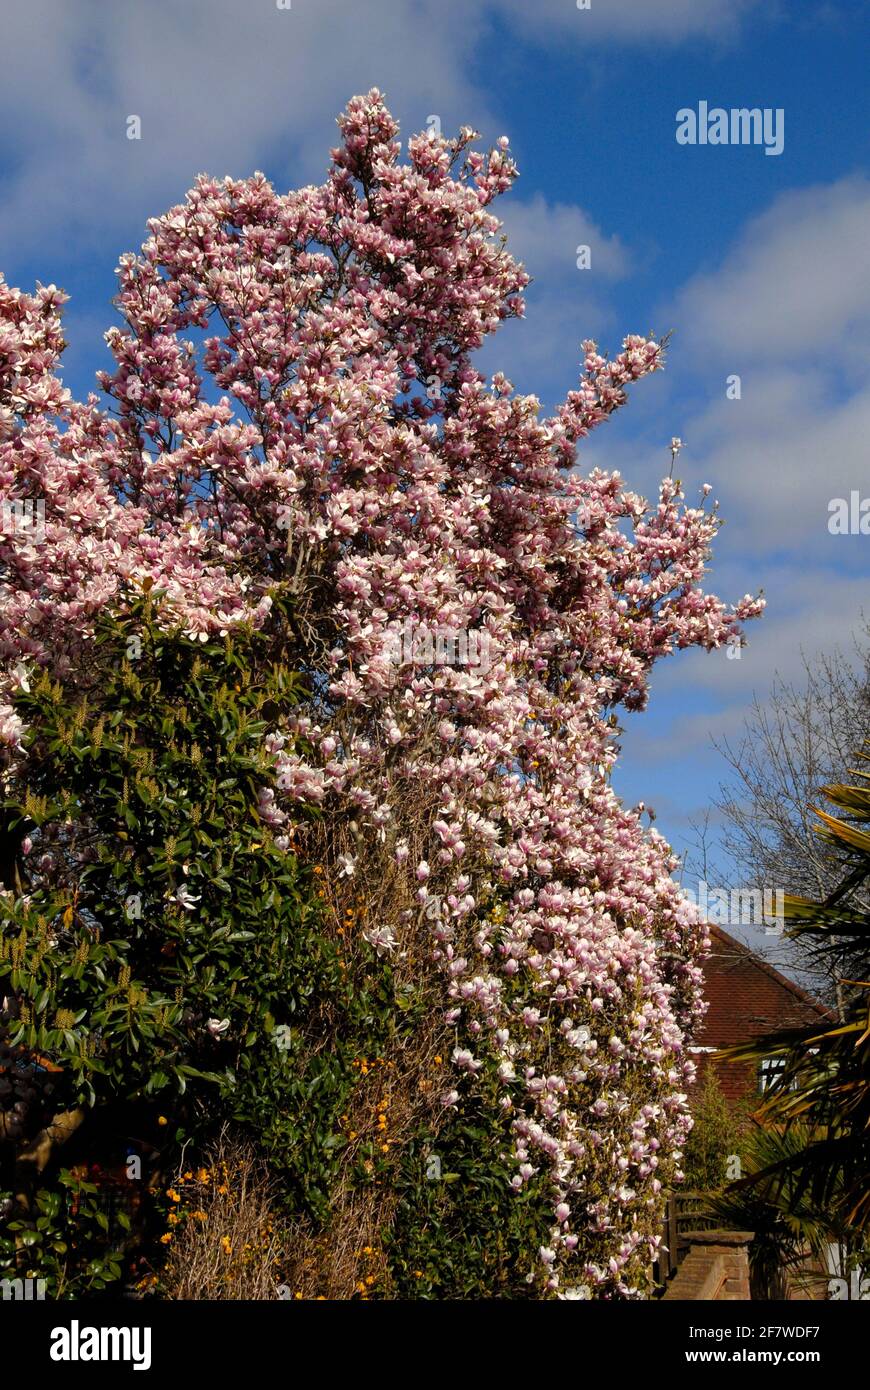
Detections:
[758, 1056, 787, 1093]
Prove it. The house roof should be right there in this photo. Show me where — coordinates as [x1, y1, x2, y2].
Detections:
[696, 925, 830, 1049]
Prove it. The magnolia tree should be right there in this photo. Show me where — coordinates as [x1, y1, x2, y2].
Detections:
[0, 92, 761, 1295]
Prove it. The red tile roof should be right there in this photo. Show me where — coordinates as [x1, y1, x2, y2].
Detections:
[693, 927, 830, 1103]
[697, 926, 829, 1048]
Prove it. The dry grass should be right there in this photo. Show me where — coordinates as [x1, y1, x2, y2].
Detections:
[159, 1130, 289, 1301]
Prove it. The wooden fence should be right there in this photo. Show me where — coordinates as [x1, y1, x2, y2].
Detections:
[652, 1191, 722, 1293]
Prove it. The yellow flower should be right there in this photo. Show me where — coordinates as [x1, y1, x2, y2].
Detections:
[159, 1232, 173, 1245]
[166, 1188, 181, 1203]
[220, 1236, 232, 1255]
[157, 1115, 168, 1126]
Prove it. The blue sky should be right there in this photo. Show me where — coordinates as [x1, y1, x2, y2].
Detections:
[1, 0, 868, 917]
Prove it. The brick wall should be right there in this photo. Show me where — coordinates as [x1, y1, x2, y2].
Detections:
[662, 1230, 753, 1301]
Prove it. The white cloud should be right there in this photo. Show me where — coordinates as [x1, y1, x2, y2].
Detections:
[477, 192, 633, 390]
[491, 0, 760, 43]
[676, 177, 870, 362]
[0, 0, 492, 262]
[497, 193, 630, 284]
[580, 176, 870, 550]
[595, 174, 870, 866]
[656, 178, 870, 551]
[677, 371, 870, 547]
[621, 566, 868, 791]
[660, 567, 866, 693]
[0, 0, 768, 271]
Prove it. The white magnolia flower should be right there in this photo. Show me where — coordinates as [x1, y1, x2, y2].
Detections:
[174, 885, 201, 911]
[206, 1017, 229, 1038]
[451, 1047, 482, 1073]
[363, 923, 397, 956]
[337, 853, 356, 879]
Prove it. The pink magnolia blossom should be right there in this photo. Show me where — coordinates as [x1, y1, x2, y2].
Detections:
[0, 91, 762, 1296]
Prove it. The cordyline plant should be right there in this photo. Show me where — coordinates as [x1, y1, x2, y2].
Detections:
[0, 91, 762, 1297]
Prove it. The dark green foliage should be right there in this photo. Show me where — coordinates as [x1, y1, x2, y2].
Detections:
[682, 1068, 749, 1192]
[0, 595, 588, 1299]
[0, 597, 397, 1293]
[707, 1124, 865, 1300]
[386, 1051, 556, 1299]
